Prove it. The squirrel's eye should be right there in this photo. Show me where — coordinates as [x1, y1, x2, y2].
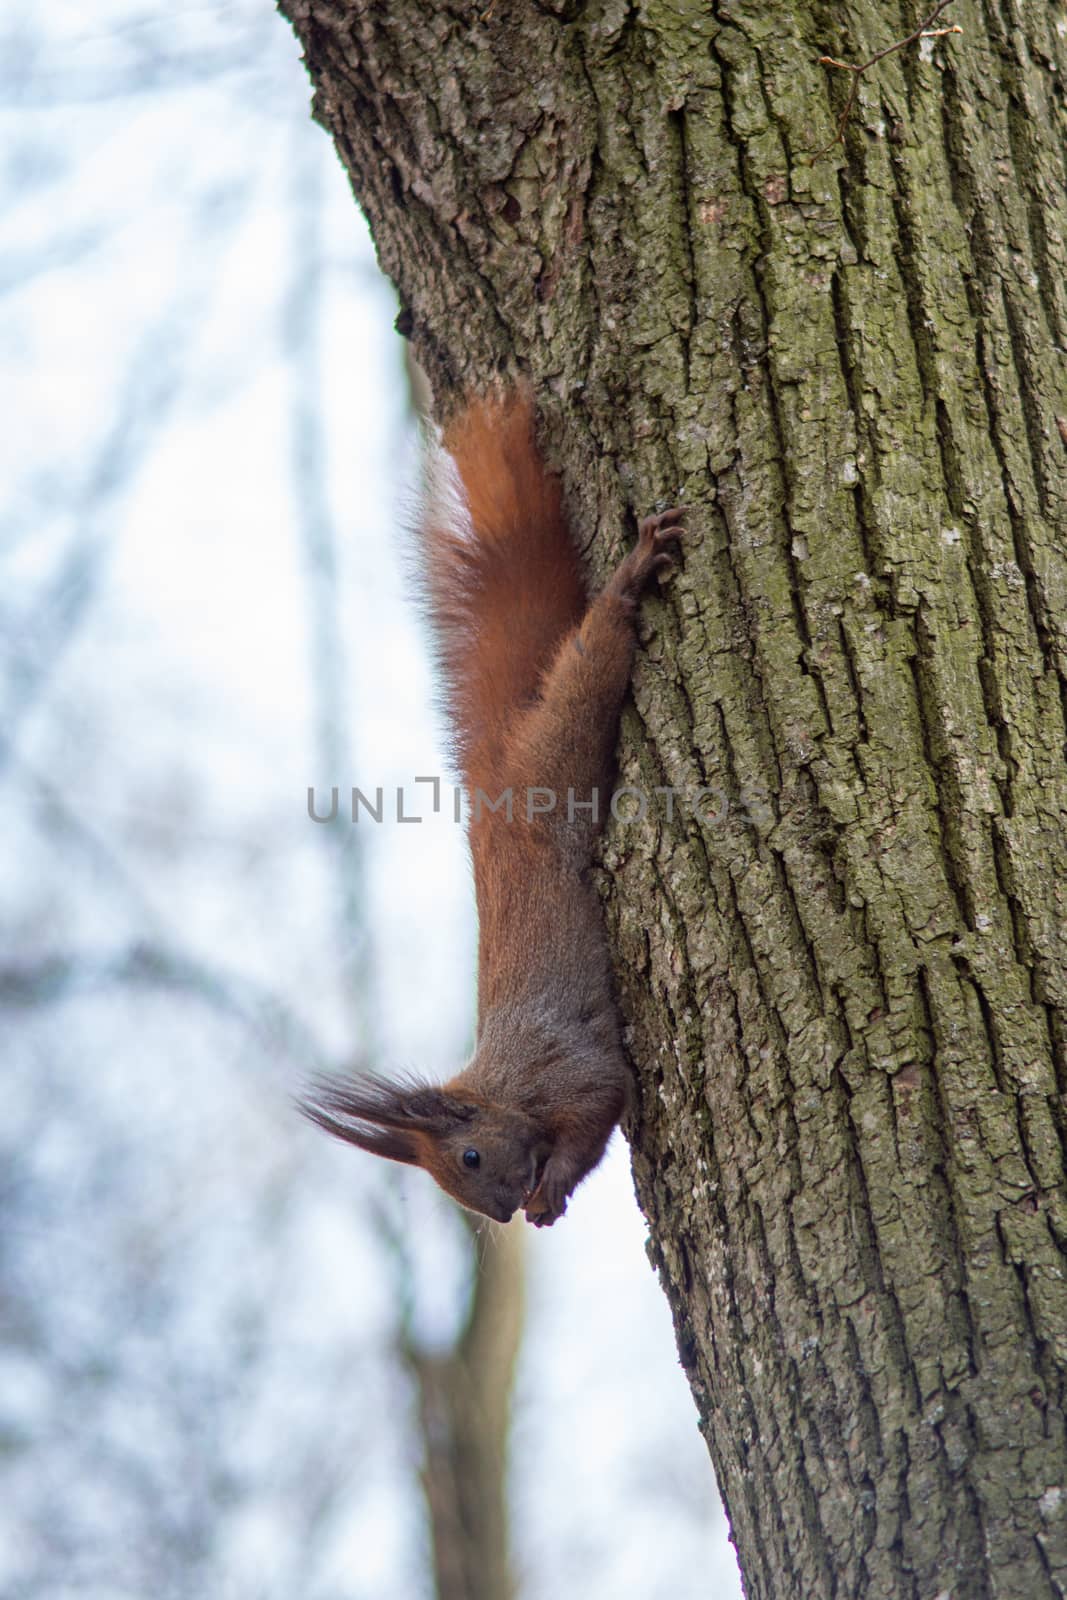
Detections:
[462, 1148, 481, 1170]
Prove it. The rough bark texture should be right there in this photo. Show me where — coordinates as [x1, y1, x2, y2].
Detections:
[277, 0, 1067, 1594]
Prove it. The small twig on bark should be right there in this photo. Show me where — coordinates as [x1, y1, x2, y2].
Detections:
[814, 0, 962, 158]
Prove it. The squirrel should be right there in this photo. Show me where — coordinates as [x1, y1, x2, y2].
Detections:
[300, 390, 683, 1225]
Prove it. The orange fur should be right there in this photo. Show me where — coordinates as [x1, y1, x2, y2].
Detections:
[300, 392, 683, 1226]
[420, 391, 587, 799]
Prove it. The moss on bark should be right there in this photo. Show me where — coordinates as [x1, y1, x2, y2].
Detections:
[279, 0, 1067, 1592]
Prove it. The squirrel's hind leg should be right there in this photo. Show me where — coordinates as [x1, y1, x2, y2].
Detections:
[504, 510, 684, 858]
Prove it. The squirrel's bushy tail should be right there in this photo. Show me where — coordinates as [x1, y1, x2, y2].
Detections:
[420, 390, 587, 797]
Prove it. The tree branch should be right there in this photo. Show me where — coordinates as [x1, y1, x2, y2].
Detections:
[815, 0, 962, 156]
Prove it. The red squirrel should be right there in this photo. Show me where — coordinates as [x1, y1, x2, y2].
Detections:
[301, 391, 683, 1225]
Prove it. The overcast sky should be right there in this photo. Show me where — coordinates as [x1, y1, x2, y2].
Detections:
[0, 7, 741, 1597]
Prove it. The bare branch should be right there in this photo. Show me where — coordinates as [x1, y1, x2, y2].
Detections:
[815, 0, 962, 156]
[0, 943, 336, 1072]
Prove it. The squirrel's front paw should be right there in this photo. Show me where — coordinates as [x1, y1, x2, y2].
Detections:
[524, 1169, 569, 1227]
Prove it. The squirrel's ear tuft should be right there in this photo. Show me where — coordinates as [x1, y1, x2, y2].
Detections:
[296, 1080, 422, 1165]
[296, 1074, 475, 1152]
[402, 1087, 477, 1127]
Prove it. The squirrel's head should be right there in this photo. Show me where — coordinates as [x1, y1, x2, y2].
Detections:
[298, 1074, 551, 1224]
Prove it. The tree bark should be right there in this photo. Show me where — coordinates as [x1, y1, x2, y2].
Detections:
[277, 0, 1067, 1594]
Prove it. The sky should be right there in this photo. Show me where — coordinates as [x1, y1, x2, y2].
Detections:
[0, 5, 742, 1597]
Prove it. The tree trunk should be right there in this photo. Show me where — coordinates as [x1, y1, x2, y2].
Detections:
[401, 1217, 524, 1600]
[277, 0, 1067, 1594]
